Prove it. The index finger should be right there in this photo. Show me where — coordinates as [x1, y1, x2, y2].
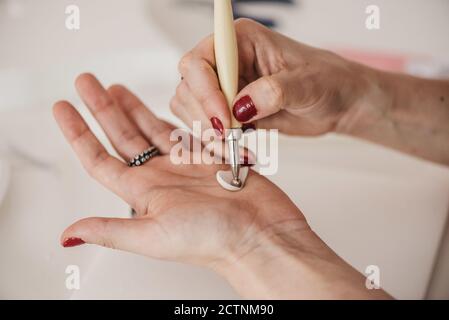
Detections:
[178, 36, 231, 129]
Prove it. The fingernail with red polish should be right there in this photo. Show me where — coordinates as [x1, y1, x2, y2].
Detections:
[241, 155, 255, 167]
[233, 95, 257, 122]
[242, 123, 256, 133]
[210, 117, 224, 137]
[62, 237, 85, 248]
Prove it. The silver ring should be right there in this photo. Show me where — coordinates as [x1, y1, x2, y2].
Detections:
[128, 146, 160, 167]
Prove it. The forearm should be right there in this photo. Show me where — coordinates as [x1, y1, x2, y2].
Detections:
[213, 228, 392, 300]
[340, 66, 449, 166]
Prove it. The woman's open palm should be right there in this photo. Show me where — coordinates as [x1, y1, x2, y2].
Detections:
[54, 74, 309, 269]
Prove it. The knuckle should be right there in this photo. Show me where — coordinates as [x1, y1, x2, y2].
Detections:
[265, 76, 285, 109]
[169, 96, 181, 115]
[169, 96, 176, 109]
[235, 18, 254, 29]
[92, 94, 115, 114]
[175, 82, 188, 97]
[195, 60, 214, 79]
[117, 127, 140, 145]
[197, 92, 210, 107]
[196, 87, 218, 108]
[178, 51, 194, 73]
[86, 150, 109, 178]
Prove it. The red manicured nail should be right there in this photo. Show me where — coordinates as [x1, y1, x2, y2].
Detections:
[242, 123, 256, 133]
[241, 155, 255, 167]
[62, 237, 85, 248]
[233, 96, 257, 122]
[210, 117, 224, 137]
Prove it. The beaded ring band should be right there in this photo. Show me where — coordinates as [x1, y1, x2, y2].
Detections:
[127, 146, 160, 167]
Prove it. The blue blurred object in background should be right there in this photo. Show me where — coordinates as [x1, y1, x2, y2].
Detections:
[233, 0, 297, 28]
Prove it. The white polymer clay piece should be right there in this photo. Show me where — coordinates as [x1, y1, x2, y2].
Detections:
[216, 166, 250, 192]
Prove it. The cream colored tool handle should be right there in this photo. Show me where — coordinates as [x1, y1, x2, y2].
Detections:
[214, 0, 240, 129]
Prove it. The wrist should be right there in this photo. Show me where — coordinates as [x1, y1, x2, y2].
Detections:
[335, 63, 394, 137]
[213, 223, 316, 299]
[336, 62, 449, 165]
[211, 219, 392, 299]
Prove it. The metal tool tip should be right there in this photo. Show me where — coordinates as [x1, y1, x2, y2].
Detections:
[231, 178, 242, 188]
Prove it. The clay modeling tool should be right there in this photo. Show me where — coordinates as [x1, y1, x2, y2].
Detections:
[214, 0, 246, 191]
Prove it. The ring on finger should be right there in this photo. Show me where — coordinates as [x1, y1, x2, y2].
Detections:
[127, 146, 160, 167]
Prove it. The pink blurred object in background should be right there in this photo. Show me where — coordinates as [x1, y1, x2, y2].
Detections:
[335, 49, 449, 79]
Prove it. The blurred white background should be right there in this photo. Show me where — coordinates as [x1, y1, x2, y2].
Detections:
[0, 0, 449, 299]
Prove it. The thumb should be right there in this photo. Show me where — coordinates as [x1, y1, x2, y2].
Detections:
[60, 217, 162, 256]
[232, 73, 315, 123]
[232, 74, 287, 123]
